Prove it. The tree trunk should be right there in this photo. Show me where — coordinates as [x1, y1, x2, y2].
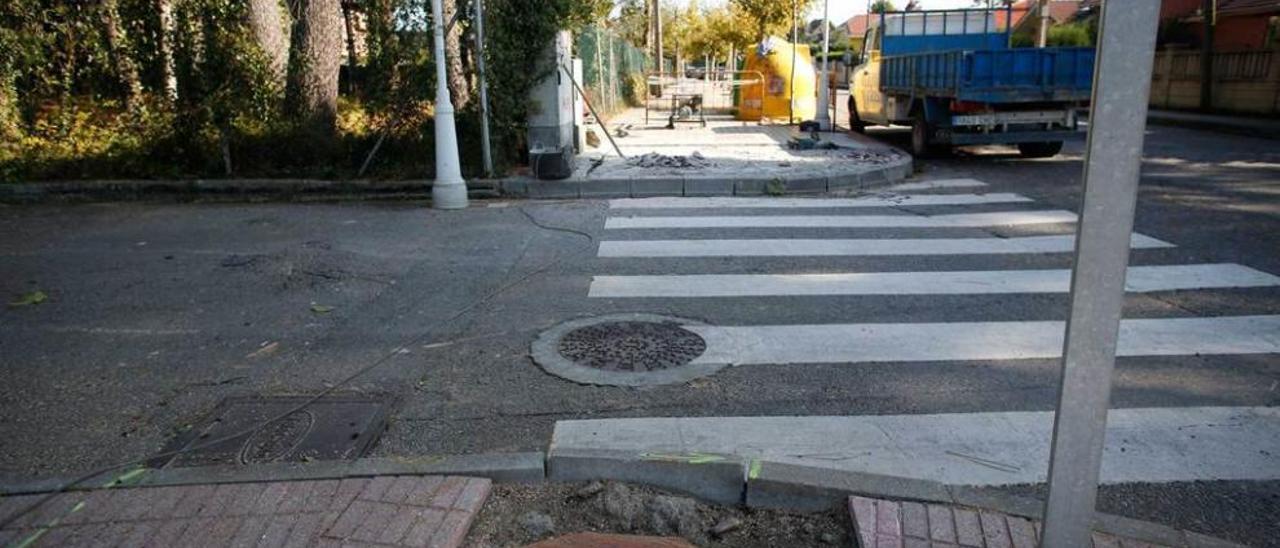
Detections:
[248, 0, 291, 89]
[442, 0, 471, 109]
[157, 0, 177, 99]
[286, 0, 343, 132]
[101, 0, 143, 110]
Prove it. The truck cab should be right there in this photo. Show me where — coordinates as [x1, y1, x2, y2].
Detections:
[849, 8, 1095, 158]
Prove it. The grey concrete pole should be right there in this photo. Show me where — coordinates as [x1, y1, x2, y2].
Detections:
[428, 0, 468, 209]
[474, 0, 493, 178]
[815, 0, 832, 129]
[1039, 2, 1160, 547]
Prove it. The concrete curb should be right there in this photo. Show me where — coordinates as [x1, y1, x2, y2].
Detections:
[0, 153, 912, 203]
[546, 448, 745, 506]
[0, 452, 545, 496]
[0, 179, 502, 204]
[496, 157, 913, 200]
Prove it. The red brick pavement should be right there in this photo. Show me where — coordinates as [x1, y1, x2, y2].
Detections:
[848, 496, 1237, 548]
[0, 475, 490, 548]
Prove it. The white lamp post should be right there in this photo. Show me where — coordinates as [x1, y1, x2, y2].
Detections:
[814, 0, 832, 130]
[429, 0, 468, 209]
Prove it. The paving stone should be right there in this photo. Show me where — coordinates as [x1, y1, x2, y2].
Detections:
[847, 496, 1245, 548]
[258, 514, 298, 547]
[0, 476, 489, 548]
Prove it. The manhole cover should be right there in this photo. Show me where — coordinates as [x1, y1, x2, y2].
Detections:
[558, 321, 706, 372]
[153, 395, 393, 468]
[532, 313, 727, 387]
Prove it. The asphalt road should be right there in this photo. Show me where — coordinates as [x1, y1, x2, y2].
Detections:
[1, 123, 1277, 545]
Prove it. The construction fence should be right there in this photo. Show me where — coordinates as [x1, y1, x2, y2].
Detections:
[575, 26, 651, 118]
[1150, 48, 1280, 115]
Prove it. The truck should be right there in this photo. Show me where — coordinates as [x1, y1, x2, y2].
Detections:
[848, 7, 1095, 158]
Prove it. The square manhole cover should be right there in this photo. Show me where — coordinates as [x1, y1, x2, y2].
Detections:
[154, 395, 393, 468]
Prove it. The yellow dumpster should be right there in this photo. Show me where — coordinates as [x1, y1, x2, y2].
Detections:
[738, 36, 817, 122]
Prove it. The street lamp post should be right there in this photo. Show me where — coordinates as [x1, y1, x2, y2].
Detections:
[815, 0, 832, 130]
[429, 0, 468, 210]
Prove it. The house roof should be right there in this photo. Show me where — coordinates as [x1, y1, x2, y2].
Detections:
[1009, 0, 1084, 28]
[844, 14, 873, 37]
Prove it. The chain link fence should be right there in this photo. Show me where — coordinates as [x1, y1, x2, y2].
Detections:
[575, 25, 651, 118]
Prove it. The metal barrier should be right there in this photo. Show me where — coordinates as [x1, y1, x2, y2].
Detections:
[642, 70, 766, 126]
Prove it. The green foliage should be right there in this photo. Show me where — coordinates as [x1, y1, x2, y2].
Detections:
[731, 0, 816, 39]
[0, 0, 629, 181]
[870, 1, 896, 14]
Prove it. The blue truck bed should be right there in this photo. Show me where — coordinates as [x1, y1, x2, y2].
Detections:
[881, 47, 1095, 103]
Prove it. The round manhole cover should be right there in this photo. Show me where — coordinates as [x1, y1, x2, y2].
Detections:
[532, 314, 727, 387]
[558, 321, 706, 372]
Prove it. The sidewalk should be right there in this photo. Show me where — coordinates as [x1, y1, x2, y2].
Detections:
[1148, 109, 1280, 139]
[0, 475, 491, 547]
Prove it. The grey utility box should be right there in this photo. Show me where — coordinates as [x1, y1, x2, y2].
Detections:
[527, 30, 576, 180]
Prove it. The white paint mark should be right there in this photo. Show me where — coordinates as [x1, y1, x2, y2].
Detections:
[597, 234, 1173, 258]
[588, 264, 1280, 298]
[608, 193, 1030, 209]
[885, 178, 990, 192]
[686, 315, 1280, 365]
[550, 407, 1280, 485]
[604, 210, 1079, 229]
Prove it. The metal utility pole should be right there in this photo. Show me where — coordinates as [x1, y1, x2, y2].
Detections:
[654, 0, 664, 78]
[1037, 0, 1051, 48]
[789, 0, 798, 124]
[474, 0, 493, 177]
[429, 0, 468, 209]
[1039, 1, 1160, 547]
[1200, 0, 1215, 110]
[815, 0, 832, 130]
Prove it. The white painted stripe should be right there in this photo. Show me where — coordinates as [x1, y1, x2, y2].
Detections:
[588, 263, 1280, 298]
[686, 315, 1280, 365]
[885, 178, 990, 191]
[608, 193, 1030, 209]
[550, 407, 1280, 485]
[605, 210, 1078, 229]
[597, 234, 1173, 258]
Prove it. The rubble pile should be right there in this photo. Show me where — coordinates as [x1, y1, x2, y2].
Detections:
[626, 151, 715, 169]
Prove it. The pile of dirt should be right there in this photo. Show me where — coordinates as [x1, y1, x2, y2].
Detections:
[465, 481, 851, 548]
[626, 152, 716, 169]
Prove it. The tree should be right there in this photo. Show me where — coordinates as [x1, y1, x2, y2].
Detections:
[101, 0, 144, 111]
[286, 0, 343, 132]
[442, 0, 471, 109]
[730, 0, 816, 40]
[869, 1, 895, 13]
[247, 0, 289, 88]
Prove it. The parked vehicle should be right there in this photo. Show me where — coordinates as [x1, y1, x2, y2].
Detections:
[848, 8, 1095, 157]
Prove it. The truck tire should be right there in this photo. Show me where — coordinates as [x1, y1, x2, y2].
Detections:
[848, 96, 865, 134]
[1017, 141, 1064, 158]
[911, 110, 933, 157]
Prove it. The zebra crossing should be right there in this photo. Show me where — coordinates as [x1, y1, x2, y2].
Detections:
[557, 178, 1280, 486]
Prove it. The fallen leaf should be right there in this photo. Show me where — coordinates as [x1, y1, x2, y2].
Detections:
[9, 290, 47, 307]
[246, 341, 280, 358]
[310, 304, 335, 314]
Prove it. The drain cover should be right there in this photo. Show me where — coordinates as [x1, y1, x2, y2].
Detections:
[558, 321, 706, 372]
[532, 313, 726, 387]
[153, 395, 392, 468]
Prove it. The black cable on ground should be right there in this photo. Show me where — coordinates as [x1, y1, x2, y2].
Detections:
[0, 204, 600, 532]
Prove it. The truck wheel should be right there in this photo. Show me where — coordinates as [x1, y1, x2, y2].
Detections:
[911, 110, 932, 157]
[848, 97, 865, 134]
[1017, 141, 1064, 158]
